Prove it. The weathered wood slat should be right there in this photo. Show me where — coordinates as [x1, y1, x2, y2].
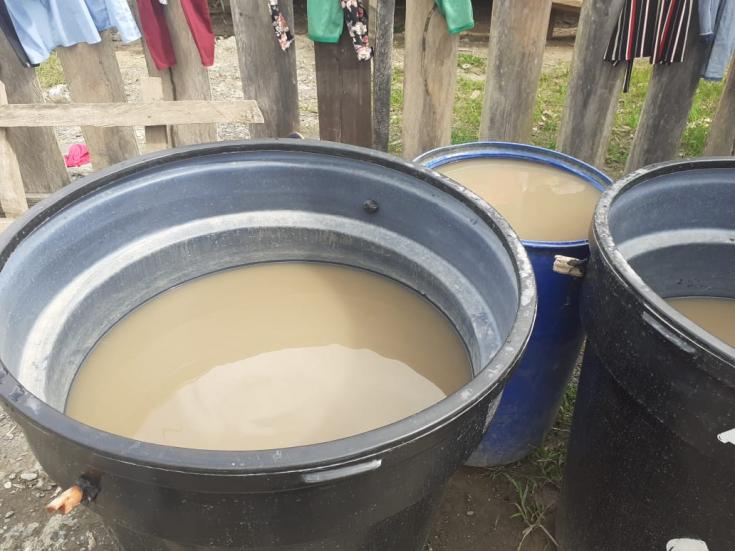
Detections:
[402, 0, 459, 159]
[626, 14, 709, 172]
[314, 30, 373, 147]
[480, 0, 553, 143]
[56, 31, 140, 169]
[0, 100, 263, 128]
[129, 0, 179, 141]
[0, 83, 28, 219]
[370, 0, 396, 151]
[0, 36, 69, 193]
[705, 57, 735, 156]
[165, 0, 217, 145]
[231, 0, 299, 138]
[141, 77, 171, 152]
[0, 218, 13, 233]
[557, 0, 626, 166]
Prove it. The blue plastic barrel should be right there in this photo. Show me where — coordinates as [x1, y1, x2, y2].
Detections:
[415, 142, 611, 466]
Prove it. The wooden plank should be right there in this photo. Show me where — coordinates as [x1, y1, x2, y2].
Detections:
[553, 0, 583, 11]
[128, 0, 179, 142]
[165, 0, 217, 145]
[26, 193, 49, 207]
[0, 83, 28, 219]
[141, 77, 171, 153]
[56, 31, 140, 169]
[370, 0, 396, 151]
[547, 10, 558, 40]
[625, 15, 709, 172]
[401, 0, 459, 159]
[0, 219, 13, 233]
[0, 33, 69, 193]
[705, 57, 735, 156]
[231, 0, 299, 138]
[314, 29, 373, 147]
[480, 0, 553, 142]
[557, 0, 627, 167]
[0, 100, 263, 127]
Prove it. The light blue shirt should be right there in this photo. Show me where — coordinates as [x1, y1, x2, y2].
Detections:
[702, 0, 735, 80]
[6, 0, 140, 65]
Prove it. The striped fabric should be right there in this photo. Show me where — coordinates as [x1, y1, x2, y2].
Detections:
[605, 0, 694, 91]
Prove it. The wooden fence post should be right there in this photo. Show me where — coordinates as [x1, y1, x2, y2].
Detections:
[0, 83, 28, 219]
[705, 57, 735, 156]
[370, 0, 395, 151]
[480, 0, 552, 143]
[129, 1, 178, 129]
[231, 0, 299, 138]
[0, 36, 69, 194]
[625, 15, 709, 172]
[57, 32, 140, 169]
[165, 0, 217, 145]
[402, 0, 459, 159]
[314, 30, 373, 147]
[557, 0, 627, 167]
[131, 0, 218, 146]
[141, 77, 171, 152]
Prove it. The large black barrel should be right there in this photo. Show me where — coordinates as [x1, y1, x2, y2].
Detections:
[558, 159, 735, 550]
[0, 141, 536, 550]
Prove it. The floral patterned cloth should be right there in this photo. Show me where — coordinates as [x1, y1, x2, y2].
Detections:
[268, 0, 294, 51]
[341, 0, 373, 61]
[274, 0, 373, 61]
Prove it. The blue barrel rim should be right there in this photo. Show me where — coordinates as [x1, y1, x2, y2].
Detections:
[415, 141, 612, 249]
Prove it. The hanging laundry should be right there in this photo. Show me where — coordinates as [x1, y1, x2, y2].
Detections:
[307, 0, 373, 61]
[700, 0, 735, 80]
[341, 0, 372, 60]
[4, 0, 140, 65]
[699, 0, 720, 41]
[0, 0, 32, 67]
[268, 0, 295, 51]
[135, 0, 214, 70]
[604, 0, 695, 92]
[435, 0, 475, 34]
[85, 0, 141, 43]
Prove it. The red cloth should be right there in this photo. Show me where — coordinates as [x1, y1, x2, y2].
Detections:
[64, 144, 90, 167]
[136, 0, 214, 70]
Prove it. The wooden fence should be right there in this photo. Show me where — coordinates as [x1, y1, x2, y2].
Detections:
[1, 0, 734, 230]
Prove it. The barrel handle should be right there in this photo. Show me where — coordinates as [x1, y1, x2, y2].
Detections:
[301, 459, 382, 484]
[553, 255, 586, 278]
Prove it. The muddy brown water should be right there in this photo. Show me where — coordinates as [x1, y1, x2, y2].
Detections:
[437, 158, 600, 242]
[66, 262, 471, 450]
[666, 297, 735, 347]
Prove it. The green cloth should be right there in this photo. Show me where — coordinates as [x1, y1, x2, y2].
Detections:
[307, 0, 474, 43]
[307, 0, 343, 43]
[436, 0, 474, 34]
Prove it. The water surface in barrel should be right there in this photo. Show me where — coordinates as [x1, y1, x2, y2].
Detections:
[666, 297, 735, 347]
[437, 158, 600, 242]
[65, 262, 471, 450]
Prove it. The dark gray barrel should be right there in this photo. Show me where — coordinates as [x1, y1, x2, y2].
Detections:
[558, 158, 735, 550]
[0, 141, 536, 550]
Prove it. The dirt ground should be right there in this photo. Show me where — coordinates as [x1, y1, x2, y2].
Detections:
[2, 22, 575, 551]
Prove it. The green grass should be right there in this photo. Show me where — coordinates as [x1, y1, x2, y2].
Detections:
[389, 54, 726, 179]
[36, 52, 65, 89]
